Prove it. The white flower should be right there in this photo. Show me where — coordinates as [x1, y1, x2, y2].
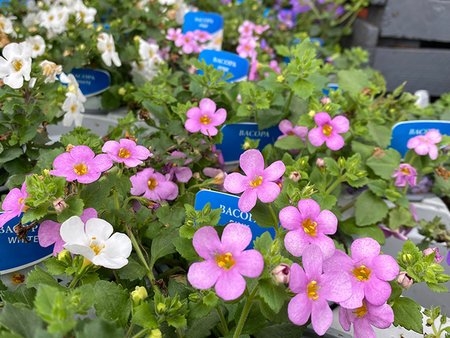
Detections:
[60, 216, 132, 269]
[25, 35, 46, 58]
[0, 42, 32, 89]
[39, 7, 69, 36]
[0, 15, 14, 35]
[62, 94, 84, 127]
[138, 38, 160, 61]
[39, 60, 62, 83]
[159, 0, 176, 5]
[97, 33, 121, 67]
[60, 73, 86, 103]
[23, 13, 39, 28]
[74, 2, 97, 24]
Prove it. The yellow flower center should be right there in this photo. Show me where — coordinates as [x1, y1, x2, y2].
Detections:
[147, 177, 158, 190]
[307, 280, 320, 300]
[18, 197, 25, 205]
[89, 237, 104, 256]
[118, 147, 131, 159]
[249, 176, 263, 188]
[33, 44, 40, 51]
[199, 115, 211, 125]
[12, 59, 23, 72]
[353, 265, 371, 281]
[70, 104, 77, 113]
[353, 301, 368, 318]
[215, 252, 236, 270]
[73, 163, 88, 176]
[302, 218, 318, 237]
[322, 124, 333, 137]
[400, 167, 411, 175]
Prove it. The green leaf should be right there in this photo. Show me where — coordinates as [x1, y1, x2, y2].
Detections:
[368, 180, 387, 197]
[257, 109, 286, 130]
[392, 297, 423, 334]
[0, 148, 23, 164]
[259, 279, 287, 313]
[93, 281, 132, 327]
[388, 208, 414, 230]
[291, 79, 315, 100]
[274, 136, 303, 150]
[366, 149, 401, 180]
[150, 228, 177, 268]
[0, 303, 44, 338]
[26, 266, 65, 290]
[250, 201, 277, 228]
[426, 283, 448, 293]
[253, 232, 273, 255]
[324, 158, 340, 176]
[132, 302, 158, 329]
[337, 69, 370, 94]
[185, 310, 220, 338]
[340, 218, 385, 244]
[76, 318, 125, 338]
[57, 196, 84, 223]
[117, 257, 147, 281]
[367, 122, 391, 148]
[155, 206, 185, 226]
[173, 236, 198, 261]
[354, 190, 389, 226]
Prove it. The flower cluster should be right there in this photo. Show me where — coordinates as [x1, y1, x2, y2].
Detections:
[60, 73, 87, 127]
[97, 33, 122, 67]
[132, 38, 164, 81]
[166, 28, 212, 54]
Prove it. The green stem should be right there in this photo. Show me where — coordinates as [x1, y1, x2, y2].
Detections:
[131, 328, 148, 338]
[232, 286, 259, 338]
[217, 306, 229, 335]
[283, 90, 294, 114]
[187, 179, 215, 191]
[268, 204, 280, 235]
[325, 177, 344, 196]
[127, 227, 155, 285]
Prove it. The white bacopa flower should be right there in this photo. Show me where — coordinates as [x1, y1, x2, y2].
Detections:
[138, 38, 160, 62]
[60, 73, 87, 103]
[60, 216, 132, 269]
[0, 42, 32, 89]
[23, 13, 40, 28]
[39, 7, 69, 36]
[62, 94, 85, 127]
[25, 35, 46, 58]
[97, 33, 121, 67]
[74, 2, 97, 24]
[39, 60, 62, 83]
[0, 15, 15, 35]
[159, 0, 177, 6]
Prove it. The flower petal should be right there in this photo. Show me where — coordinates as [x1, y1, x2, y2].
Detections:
[85, 218, 114, 241]
[92, 255, 128, 269]
[339, 306, 351, 332]
[351, 238, 380, 262]
[38, 220, 61, 247]
[331, 115, 350, 133]
[238, 188, 257, 213]
[1, 188, 22, 212]
[199, 98, 217, 114]
[325, 134, 345, 151]
[314, 112, 331, 126]
[297, 199, 321, 220]
[103, 233, 132, 258]
[80, 209, 97, 224]
[222, 222, 252, 254]
[289, 263, 307, 293]
[364, 278, 391, 306]
[311, 298, 333, 336]
[310, 234, 336, 259]
[70, 145, 95, 162]
[64, 244, 95, 261]
[235, 249, 264, 277]
[316, 210, 337, 234]
[339, 281, 365, 309]
[372, 255, 399, 281]
[239, 149, 264, 177]
[215, 269, 246, 301]
[224, 173, 248, 194]
[367, 302, 394, 329]
[192, 226, 222, 260]
[92, 154, 113, 172]
[284, 229, 309, 257]
[60, 216, 88, 246]
[279, 206, 301, 231]
[263, 160, 286, 181]
[185, 118, 201, 133]
[211, 108, 227, 125]
[288, 293, 312, 326]
[354, 318, 376, 338]
[187, 260, 221, 289]
[308, 128, 325, 147]
[320, 270, 352, 303]
[302, 244, 323, 280]
[279, 119, 293, 134]
[257, 182, 280, 203]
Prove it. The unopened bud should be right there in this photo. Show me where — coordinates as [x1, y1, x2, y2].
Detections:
[320, 97, 331, 105]
[57, 249, 70, 261]
[337, 157, 346, 168]
[52, 198, 68, 213]
[66, 144, 74, 152]
[243, 141, 251, 150]
[276, 75, 285, 83]
[272, 264, 290, 284]
[131, 286, 148, 306]
[156, 302, 166, 313]
[397, 271, 413, 289]
[289, 171, 301, 182]
[213, 171, 226, 185]
[316, 158, 325, 168]
[118, 87, 126, 96]
[148, 329, 162, 338]
[401, 253, 413, 264]
[423, 247, 444, 263]
[308, 110, 316, 117]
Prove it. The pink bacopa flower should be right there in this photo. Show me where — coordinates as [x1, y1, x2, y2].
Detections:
[288, 245, 352, 336]
[0, 183, 28, 228]
[280, 199, 337, 259]
[187, 222, 264, 301]
[193, 30, 211, 43]
[184, 98, 227, 137]
[50, 146, 113, 184]
[407, 129, 442, 160]
[224, 149, 286, 212]
[269, 60, 281, 73]
[308, 112, 349, 151]
[166, 27, 182, 41]
[238, 20, 255, 37]
[423, 247, 444, 264]
[102, 139, 152, 168]
[38, 208, 97, 255]
[339, 301, 394, 338]
[166, 151, 193, 183]
[323, 238, 399, 308]
[130, 168, 178, 201]
[175, 31, 199, 54]
[392, 163, 417, 187]
[254, 24, 269, 35]
[278, 119, 308, 141]
[237, 38, 257, 59]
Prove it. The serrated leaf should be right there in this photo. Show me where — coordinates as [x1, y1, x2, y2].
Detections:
[75, 318, 124, 338]
[367, 122, 391, 148]
[26, 266, 65, 290]
[150, 228, 177, 268]
[354, 191, 389, 226]
[93, 281, 132, 327]
[132, 302, 158, 329]
[117, 257, 146, 281]
[392, 297, 423, 334]
[259, 279, 287, 313]
[0, 303, 44, 338]
[366, 149, 401, 180]
[274, 136, 303, 150]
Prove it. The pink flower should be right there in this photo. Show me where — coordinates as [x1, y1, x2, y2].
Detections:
[224, 149, 286, 212]
[238, 20, 255, 37]
[407, 129, 442, 160]
[193, 30, 211, 43]
[102, 139, 152, 168]
[423, 247, 444, 263]
[248, 58, 259, 81]
[308, 112, 349, 151]
[278, 119, 308, 141]
[288, 245, 352, 335]
[323, 238, 399, 308]
[0, 183, 28, 228]
[175, 32, 199, 54]
[130, 168, 178, 201]
[254, 24, 269, 35]
[339, 301, 394, 338]
[237, 38, 257, 59]
[38, 208, 97, 255]
[280, 199, 337, 259]
[184, 98, 227, 136]
[167, 151, 193, 183]
[166, 27, 182, 41]
[269, 60, 281, 73]
[187, 223, 264, 301]
[392, 163, 417, 187]
[50, 146, 113, 184]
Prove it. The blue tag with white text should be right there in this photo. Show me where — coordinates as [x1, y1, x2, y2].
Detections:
[390, 120, 450, 157]
[199, 50, 249, 82]
[216, 123, 282, 163]
[194, 190, 275, 248]
[183, 12, 224, 35]
[0, 214, 52, 274]
[70, 68, 111, 97]
[322, 83, 339, 96]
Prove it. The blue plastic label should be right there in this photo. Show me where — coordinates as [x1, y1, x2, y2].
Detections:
[70, 68, 111, 97]
[216, 123, 282, 163]
[183, 12, 224, 34]
[322, 83, 339, 96]
[199, 50, 249, 82]
[391, 120, 450, 157]
[194, 190, 275, 247]
[0, 214, 52, 274]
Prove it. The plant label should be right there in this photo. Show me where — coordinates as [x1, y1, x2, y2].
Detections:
[183, 12, 224, 50]
[198, 50, 249, 82]
[70, 68, 111, 97]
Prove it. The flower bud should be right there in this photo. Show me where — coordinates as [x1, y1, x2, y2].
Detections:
[118, 87, 126, 96]
[320, 97, 331, 105]
[213, 171, 226, 185]
[57, 249, 71, 261]
[66, 144, 74, 152]
[308, 110, 316, 117]
[148, 329, 162, 338]
[131, 286, 148, 306]
[316, 158, 325, 168]
[156, 302, 166, 314]
[52, 198, 68, 213]
[276, 75, 285, 83]
[401, 253, 413, 264]
[289, 171, 301, 182]
[272, 264, 290, 284]
[397, 271, 413, 289]
[423, 247, 444, 263]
